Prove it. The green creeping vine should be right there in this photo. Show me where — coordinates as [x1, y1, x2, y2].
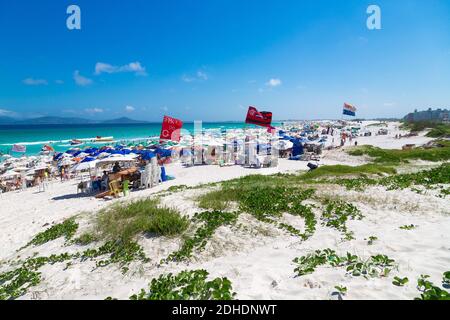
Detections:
[0, 253, 72, 300]
[130, 269, 236, 300]
[415, 274, 450, 300]
[0, 240, 148, 300]
[333, 164, 450, 197]
[443, 271, 450, 287]
[239, 187, 317, 240]
[293, 249, 396, 279]
[79, 240, 149, 272]
[392, 276, 409, 286]
[22, 218, 78, 249]
[164, 211, 239, 263]
[321, 200, 363, 240]
[399, 224, 417, 231]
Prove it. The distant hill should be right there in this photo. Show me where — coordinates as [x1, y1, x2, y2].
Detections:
[14, 116, 97, 125]
[0, 116, 149, 125]
[101, 117, 149, 124]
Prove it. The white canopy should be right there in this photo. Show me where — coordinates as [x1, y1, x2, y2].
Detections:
[95, 155, 137, 168]
[72, 160, 99, 172]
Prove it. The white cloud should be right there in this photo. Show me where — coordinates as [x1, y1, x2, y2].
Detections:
[266, 78, 282, 87]
[196, 71, 208, 80]
[161, 106, 169, 112]
[74, 71, 93, 86]
[23, 78, 48, 86]
[383, 102, 396, 107]
[182, 70, 208, 82]
[84, 108, 103, 114]
[0, 108, 15, 116]
[95, 61, 147, 76]
[125, 105, 135, 112]
[55, 80, 64, 84]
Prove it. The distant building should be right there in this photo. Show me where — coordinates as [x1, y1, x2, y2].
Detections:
[403, 108, 449, 122]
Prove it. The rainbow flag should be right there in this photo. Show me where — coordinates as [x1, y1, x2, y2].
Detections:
[343, 103, 357, 117]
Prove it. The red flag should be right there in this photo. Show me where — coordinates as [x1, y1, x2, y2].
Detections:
[160, 115, 183, 142]
[245, 106, 272, 128]
[267, 126, 276, 135]
[42, 144, 55, 152]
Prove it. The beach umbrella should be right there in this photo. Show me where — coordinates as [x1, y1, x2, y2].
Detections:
[96, 152, 110, 159]
[72, 160, 98, 172]
[95, 155, 137, 168]
[13, 166, 29, 172]
[58, 158, 74, 166]
[1, 170, 20, 179]
[81, 156, 96, 163]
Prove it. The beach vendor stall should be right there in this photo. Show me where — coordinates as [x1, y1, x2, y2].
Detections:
[93, 154, 139, 199]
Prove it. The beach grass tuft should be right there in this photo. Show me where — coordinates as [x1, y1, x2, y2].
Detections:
[96, 198, 189, 243]
[348, 142, 450, 163]
[298, 164, 396, 180]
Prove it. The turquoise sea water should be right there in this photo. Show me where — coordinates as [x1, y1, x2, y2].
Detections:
[0, 122, 276, 156]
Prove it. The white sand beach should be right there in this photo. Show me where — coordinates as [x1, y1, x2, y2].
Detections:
[0, 121, 449, 300]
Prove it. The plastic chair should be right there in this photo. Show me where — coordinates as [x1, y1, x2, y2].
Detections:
[109, 180, 121, 198]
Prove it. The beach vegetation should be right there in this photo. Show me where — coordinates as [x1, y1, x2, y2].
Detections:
[0, 239, 150, 299]
[415, 274, 450, 300]
[293, 249, 396, 279]
[392, 276, 409, 287]
[320, 200, 363, 240]
[347, 142, 450, 163]
[0, 252, 72, 300]
[298, 164, 396, 180]
[331, 163, 450, 196]
[197, 189, 238, 211]
[333, 285, 347, 298]
[96, 198, 189, 244]
[73, 232, 98, 245]
[366, 236, 378, 245]
[399, 224, 417, 231]
[165, 211, 239, 262]
[22, 218, 78, 249]
[402, 121, 450, 138]
[443, 272, 450, 287]
[130, 269, 235, 300]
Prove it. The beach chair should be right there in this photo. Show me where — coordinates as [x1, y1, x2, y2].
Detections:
[122, 179, 130, 196]
[108, 180, 121, 198]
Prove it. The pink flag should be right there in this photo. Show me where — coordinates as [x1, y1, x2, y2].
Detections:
[12, 144, 26, 153]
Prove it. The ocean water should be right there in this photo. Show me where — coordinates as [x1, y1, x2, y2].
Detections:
[0, 122, 273, 156]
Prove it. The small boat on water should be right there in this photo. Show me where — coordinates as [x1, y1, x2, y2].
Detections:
[94, 136, 114, 143]
[70, 139, 83, 146]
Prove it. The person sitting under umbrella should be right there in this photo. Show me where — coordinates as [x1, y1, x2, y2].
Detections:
[112, 162, 122, 173]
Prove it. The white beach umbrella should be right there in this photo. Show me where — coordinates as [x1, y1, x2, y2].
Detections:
[1, 170, 20, 179]
[95, 155, 137, 168]
[278, 140, 294, 151]
[72, 160, 98, 172]
[76, 152, 90, 158]
[96, 152, 111, 159]
[59, 158, 74, 166]
[13, 166, 29, 172]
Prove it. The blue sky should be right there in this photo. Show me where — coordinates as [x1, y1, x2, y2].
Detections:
[0, 0, 449, 121]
